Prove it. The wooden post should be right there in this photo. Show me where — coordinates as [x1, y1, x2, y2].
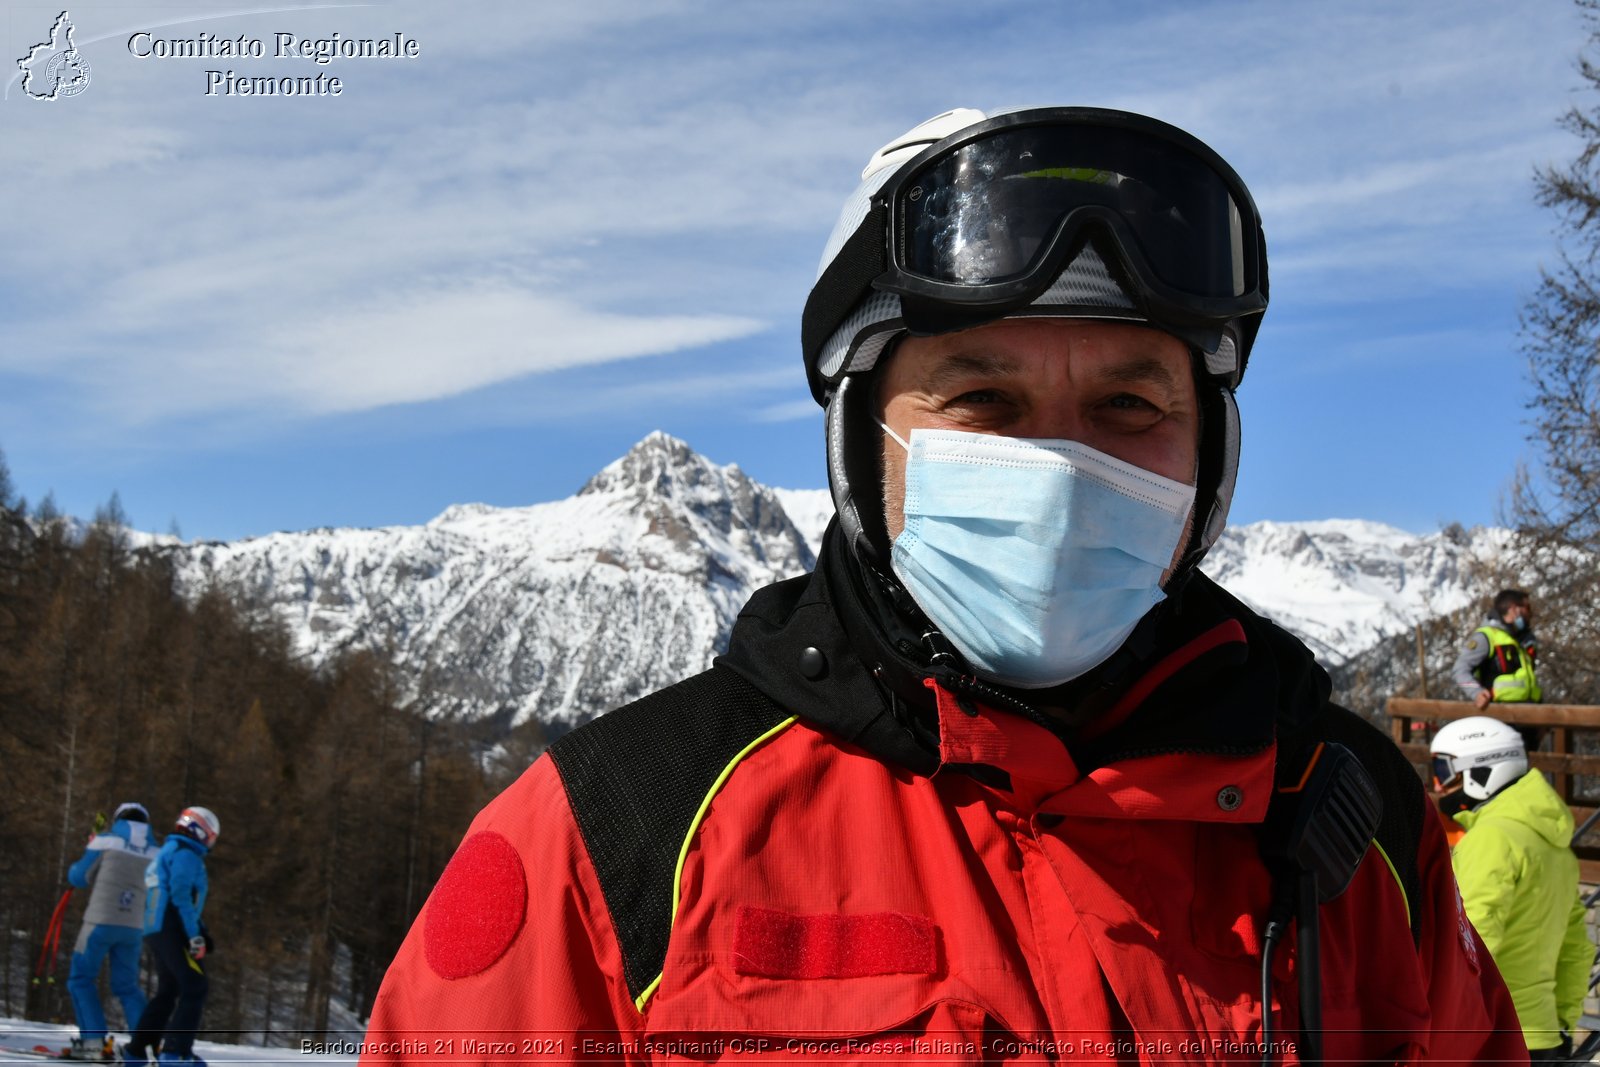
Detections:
[1415, 623, 1429, 699]
[1556, 726, 1572, 804]
[1390, 709, 1410, 746]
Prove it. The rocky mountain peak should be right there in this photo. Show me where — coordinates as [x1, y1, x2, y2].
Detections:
[579, 433, 805, 558]
[580, 432, 728, 498]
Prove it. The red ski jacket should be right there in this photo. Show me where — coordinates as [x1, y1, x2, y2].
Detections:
[365, 537, 1525, 1065]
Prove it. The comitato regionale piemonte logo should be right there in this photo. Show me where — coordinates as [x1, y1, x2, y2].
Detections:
[17, 10, 91, 100]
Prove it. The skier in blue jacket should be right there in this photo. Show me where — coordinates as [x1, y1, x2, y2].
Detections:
[67, 802, 158, 1060]
[122, 807, 219, 1067]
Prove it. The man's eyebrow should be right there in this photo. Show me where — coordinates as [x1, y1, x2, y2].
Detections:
[917, 349, 1185, 393]
[917, 351, 1023, 391]
[1101, 356, 1184, 393]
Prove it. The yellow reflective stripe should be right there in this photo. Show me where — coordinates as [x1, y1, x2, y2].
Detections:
[633, 715, 799, 1014]
[633, 971, 662, 1015]
[1371, 838, 1412, 927]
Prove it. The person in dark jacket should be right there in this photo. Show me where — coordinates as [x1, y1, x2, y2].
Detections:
[365, 107, 1525, 1063]
[66, 801, 157, 1060]
[123, 807, 219, 1067]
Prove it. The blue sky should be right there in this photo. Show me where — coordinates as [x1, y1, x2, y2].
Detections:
[0, 0, 1586, 541]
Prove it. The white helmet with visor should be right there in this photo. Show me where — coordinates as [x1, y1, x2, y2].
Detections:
[175, 805, 221, 848]
[1429, 716, 1528, 803]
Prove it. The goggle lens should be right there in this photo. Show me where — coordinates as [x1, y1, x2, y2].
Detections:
[897, 124, 1249, 299]
[1431, 755, 1457, 786]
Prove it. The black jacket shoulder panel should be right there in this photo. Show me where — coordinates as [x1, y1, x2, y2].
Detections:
[1199, 578, 1425, 941]
[547, 665, 793, 1003]
[1276, 699, 1426, 942]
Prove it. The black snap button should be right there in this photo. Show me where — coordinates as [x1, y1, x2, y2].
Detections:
[798, 647, 827, 680]
[1216, 786, 1243, 811]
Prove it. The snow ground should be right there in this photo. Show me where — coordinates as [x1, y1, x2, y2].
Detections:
[0, 1019, 354, 1065]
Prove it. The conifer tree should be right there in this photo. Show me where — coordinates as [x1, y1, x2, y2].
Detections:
[0, 501, 490, 1031]
[33, 491, 60, 526]
[0, 445, 14, 512]
[1512, 0, 1600, 700]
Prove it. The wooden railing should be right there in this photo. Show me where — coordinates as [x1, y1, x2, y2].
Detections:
[1386, 697, 1600, 879]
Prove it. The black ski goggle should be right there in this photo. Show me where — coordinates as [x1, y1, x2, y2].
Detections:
[802, 108, 1268, 380]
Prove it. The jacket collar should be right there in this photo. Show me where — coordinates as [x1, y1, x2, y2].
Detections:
[717, 519, 1331, 787]
[170, 833, 208, 855]
[717, 523, 939, 775]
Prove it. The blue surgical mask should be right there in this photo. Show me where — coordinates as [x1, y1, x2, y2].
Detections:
[882, 424, 1196, 689]
[1513, 615, 1527, 632]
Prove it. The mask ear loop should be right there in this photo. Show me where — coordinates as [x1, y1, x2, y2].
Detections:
[876, 418, 911, 453]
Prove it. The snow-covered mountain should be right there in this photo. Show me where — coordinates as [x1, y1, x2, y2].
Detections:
[771, 487, 836, 554]
[163, 433, 812, 728]
[159, 433, 1502, 729]
[1201, 519, 1493, 666]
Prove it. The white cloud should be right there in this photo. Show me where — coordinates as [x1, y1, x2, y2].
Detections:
[0, 0, 1584, 446]
[750, 398, 820, 423]
[259, 283, 764, 414]
[31, 282, 766, 421]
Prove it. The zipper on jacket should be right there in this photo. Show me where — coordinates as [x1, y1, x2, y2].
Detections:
[933, 668, 1073, 740]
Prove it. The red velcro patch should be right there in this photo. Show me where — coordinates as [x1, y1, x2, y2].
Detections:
[731, 905, 937, 979]
[423, 830, 528, 980]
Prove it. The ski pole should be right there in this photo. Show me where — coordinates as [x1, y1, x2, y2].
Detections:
[32, 889, 72, 984]
[39, 890, 69, 976]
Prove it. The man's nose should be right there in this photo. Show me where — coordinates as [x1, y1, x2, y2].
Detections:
[1010, 401, 1091, 443]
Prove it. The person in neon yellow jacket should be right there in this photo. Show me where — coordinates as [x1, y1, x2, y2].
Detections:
[1432, 716, 1592, 1061]
[1451, 589, 1540, 708]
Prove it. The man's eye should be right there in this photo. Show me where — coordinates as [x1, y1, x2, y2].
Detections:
[950, 389, 1004, 405]
[1101, 394, 1167, 429]
[1106, 393, 1157, 411]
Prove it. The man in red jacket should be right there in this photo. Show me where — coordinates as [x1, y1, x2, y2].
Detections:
[365, 108, 1526, 1064]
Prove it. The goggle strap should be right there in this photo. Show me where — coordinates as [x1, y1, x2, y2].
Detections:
[803, 201, 889, 371]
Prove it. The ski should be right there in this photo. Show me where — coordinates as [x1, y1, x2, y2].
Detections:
[0, 1045, 67, 1061]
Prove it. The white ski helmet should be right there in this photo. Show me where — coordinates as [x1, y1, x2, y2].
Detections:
[802, 106, 1265, 569]
[1429, 717, 1528, 803]
[112, 801, 148, 824]
[175, 806, 221, 848]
